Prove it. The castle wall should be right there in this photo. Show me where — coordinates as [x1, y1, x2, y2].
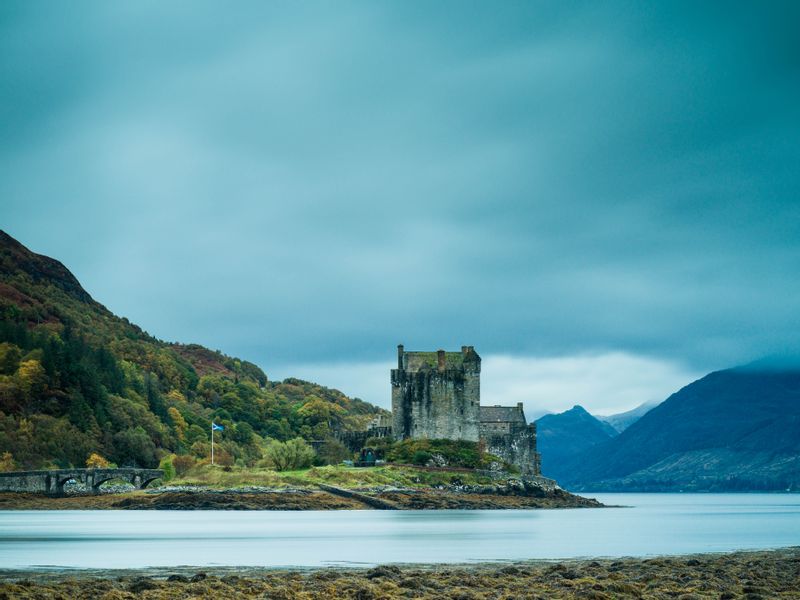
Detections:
[391, 370, 480, 442]
[479, 422, 541, 477]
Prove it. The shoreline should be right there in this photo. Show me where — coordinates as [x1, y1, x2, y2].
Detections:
[0, 485, 604, 511]
[2, 548, 798, 598]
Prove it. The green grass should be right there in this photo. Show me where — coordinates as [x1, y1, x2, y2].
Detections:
[171, 463, 496, 490]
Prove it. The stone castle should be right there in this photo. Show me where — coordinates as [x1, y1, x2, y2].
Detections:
[391, 344, 541, 476]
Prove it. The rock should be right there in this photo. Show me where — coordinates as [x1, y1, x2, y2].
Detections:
[190, 572, 207, 582]
[166, 574, 189, 582]
[128, 577, 158, 593]
[366, 565, 402, 579]
[426, 454, 448, 468]
[499, 566, 520, 575]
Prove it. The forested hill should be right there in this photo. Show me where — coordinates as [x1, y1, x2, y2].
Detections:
[0, 230, 385, 470]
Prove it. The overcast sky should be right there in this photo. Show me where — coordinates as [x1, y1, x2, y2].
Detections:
[2, 2, 798, 417]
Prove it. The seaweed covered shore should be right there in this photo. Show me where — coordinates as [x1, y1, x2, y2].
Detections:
[0, 481, 601, 510]
[1, 549, 798, 599]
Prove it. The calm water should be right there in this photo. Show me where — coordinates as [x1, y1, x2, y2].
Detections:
[0, 493, 798, 569]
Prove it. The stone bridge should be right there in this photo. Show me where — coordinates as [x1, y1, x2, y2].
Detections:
[0, 468, 164, 496]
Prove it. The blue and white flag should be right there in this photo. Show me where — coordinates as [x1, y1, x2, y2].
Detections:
[211, 422, 224, 431]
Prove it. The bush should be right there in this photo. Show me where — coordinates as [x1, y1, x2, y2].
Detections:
[172, 454, 195, 476]
[262, 438, 315, 471]
[387, 439, 502, 469]
[316, 439, 352, 465]
[213, 449, 234, 467]
[412, 450, 433, 465]
[85, 452, 111, 468]
[0, 451, 15, 472]
[158, 455, 176, 481]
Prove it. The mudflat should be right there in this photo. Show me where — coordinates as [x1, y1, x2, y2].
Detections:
[0, 486, 602, 510]
[1, 549, 798, 599]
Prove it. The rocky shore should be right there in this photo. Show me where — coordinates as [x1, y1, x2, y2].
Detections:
[1, 548, 798, 599]
[0, 478, 603, 510]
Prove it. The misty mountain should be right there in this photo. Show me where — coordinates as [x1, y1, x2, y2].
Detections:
[559, 366, 800, 491]
[534, 405, 617, 482]
[597, 400, 660, 433]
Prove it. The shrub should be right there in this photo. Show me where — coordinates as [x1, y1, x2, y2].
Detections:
[158, 455, 176, 481]
[172, 454, 195, 475]
[0, 451, 15, 472]
[86, 452, 111, 469]
[411, 450, 433, 465]
[213, 449, 234, 467]
[387, 439, 502, 469]
[316, 439, 352, 465]
[262, 438, 315, 471]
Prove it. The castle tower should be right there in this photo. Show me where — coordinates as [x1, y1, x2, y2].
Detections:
[391, 344, 481, 441]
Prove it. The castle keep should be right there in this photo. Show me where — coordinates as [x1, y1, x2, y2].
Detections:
[391, 345, 481, 441]
[391, 344, 541, 476]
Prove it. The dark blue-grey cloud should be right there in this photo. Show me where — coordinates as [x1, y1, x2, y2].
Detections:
[2, 1, 799, 378]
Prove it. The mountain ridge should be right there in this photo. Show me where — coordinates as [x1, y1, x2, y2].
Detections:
[559, 367, 800, 491]
[534, 405, 617, 482]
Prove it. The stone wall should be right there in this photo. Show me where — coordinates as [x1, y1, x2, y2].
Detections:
[480, 422, 541, 476]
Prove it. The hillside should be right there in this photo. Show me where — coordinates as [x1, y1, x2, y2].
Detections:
[0, 231, 385, 470]
[559, 366, 800, 491]
[534, 405, 617, 482]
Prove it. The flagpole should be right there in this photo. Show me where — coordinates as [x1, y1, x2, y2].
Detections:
[211, 422, 214, 465]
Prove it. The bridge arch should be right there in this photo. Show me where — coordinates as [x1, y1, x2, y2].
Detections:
[139, 475, 162, 489]
[52, 473, 83, 496]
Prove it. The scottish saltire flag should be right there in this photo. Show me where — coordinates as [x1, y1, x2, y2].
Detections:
[211, 422, 224, 431]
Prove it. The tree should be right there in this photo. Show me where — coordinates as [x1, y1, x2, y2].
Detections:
[262, 438, 315, 471]
[86, 452, 110, 468]
[232, 422, 255, 446]
[158, 454, 176, 481]
[167, 407, 188, 441]
[17, 359, 47, 401]
[0, 343, 21, 375]
[0, 452, 15, 472]
[112, 426, 157, 467]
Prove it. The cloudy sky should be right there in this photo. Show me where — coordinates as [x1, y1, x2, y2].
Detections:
[2, 2, 798, 418]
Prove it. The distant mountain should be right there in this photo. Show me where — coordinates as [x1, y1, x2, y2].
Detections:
[597, 400, 660, 433]
[534, 405, 617, 482]
[0, 231, 384, 470]
[559, 366, 800, 491]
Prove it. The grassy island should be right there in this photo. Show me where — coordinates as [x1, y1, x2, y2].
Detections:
[0, 463, 602, 510]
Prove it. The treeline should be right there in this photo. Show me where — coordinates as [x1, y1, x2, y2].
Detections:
[0, 316, 381, 471]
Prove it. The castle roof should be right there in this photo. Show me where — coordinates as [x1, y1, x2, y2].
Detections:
[402, 347, 480, 371]
[480, 405, 527, 424]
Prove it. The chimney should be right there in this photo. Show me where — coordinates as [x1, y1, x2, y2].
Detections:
[461, 346, 468, 355]
[437, 349, 445, 372]
[397, 344, 404, 370]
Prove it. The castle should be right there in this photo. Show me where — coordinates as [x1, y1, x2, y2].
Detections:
[390, 344, 541, 476]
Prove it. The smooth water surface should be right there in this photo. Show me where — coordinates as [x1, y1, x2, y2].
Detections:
[1, 493, 798, 569]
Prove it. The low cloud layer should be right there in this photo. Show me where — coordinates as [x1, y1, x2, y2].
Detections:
[2, 2, 799, 400]
[274, 352, 703, 419]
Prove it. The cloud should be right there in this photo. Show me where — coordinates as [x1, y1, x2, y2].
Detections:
[272, 352, 703, 420]
[1, 1, 799, 378]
